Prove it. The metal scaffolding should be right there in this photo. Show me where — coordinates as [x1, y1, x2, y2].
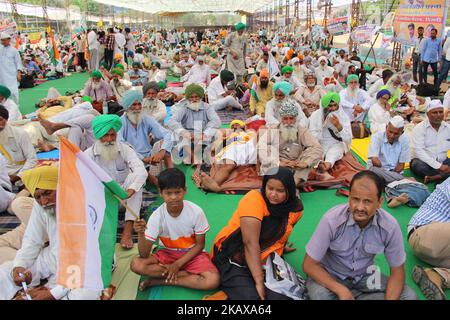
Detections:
[285, 0, 290, 27]
[323, 1, 332, 28]
[348, 0, 361, 52]
[306, 0, 312, 30]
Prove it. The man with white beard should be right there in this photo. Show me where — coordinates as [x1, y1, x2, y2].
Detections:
[294, 73, 326, 117]
[265, 81, 309, 129]
[315, 56, 336, 85]
[0, 105, 37, 183]
[332, 49, 350, 79]
[0, 166, 101, 300]
[339, 74, 372, 123]
[118, 89, 173, 187]
[308, 92, 352, 180]
[85, 114, 147, 250]
[182, 55, 211, 87]
[261, 100, 323, 188]
[83, 70, 114, 105]
[168, 84, 221, 165]
[109, 68, 132, 105]
[142, 81, 167, 125]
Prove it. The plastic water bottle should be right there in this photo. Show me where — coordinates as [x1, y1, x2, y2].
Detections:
[102, 100, 108, 114]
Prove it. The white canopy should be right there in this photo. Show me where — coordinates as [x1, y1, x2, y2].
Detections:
[92, 0, 275, 15]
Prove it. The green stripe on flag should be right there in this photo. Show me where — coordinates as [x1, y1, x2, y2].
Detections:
[99, 180, 128, 288]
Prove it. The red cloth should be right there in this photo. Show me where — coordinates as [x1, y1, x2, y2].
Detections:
[152, 249, 218, 274]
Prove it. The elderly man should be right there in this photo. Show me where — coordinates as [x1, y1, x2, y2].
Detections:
[118, 89, 173, 186]
[86, 114, 147, 250]
[110, 68, 132, 104]
[207, 69, 243, 111]
[256, 51, 269, 74]
[0, 32, 23, 104]
[294, 73, 326, 117]
[182, 55, 211, 87]
[262, 100, 323, 187]
[0, 106, 37, 183]
[277, 66, 302, 94]
[142, 81, 167, 125]
[367, 116, 411, 184]
[315, 56, 336, 85]
[0, 85, 21, 122]
[128, 62, 148, 87]
[409, 177, 450, 300]
[411, 100, 450, 184]
[249, 69, 273, 117]
[168, 84, 221, 165]
[265, 81, 308, 129]
[339, 74, 372, 123]
[332, 49, 350, 79]
[0, 166, 101, 300]
[308, 92, 352, 180]
[225, 23, 247, 84]
[83, 70, 114, 105]
[198, 120, 257, 192]
[303, 171, 417, 300]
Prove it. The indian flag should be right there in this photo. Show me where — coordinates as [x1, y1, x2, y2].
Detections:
[47, 28, 60, 66]
[57, 137, 128, 291]
[251, 77, 259, 102]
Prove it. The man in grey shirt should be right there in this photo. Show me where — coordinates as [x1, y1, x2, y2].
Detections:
[303, 170, 417, 300]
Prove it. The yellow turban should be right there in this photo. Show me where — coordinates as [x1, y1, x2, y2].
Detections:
[229, 119, 245, 128]
[20, 165, 58, 196]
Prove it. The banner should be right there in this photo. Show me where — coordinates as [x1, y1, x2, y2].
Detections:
[327, 5, 350, 35]
[0, 18, 17, 36]
[393, 0, 448, 46]
[350, 24, 380, 44]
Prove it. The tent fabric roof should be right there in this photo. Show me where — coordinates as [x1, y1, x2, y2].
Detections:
[92, 0, 274, 15]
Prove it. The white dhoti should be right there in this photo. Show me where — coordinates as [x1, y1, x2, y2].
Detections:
[217, 141, 257, 166]
[322, 143, 345, 167]
[0, 196, 33, 265]
[0, 252, 101, 300]
[210, 96, 243, 111]
[120, 174, 143, 222]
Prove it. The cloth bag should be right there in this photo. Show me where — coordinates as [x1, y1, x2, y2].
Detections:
[264, 252, 309, 300]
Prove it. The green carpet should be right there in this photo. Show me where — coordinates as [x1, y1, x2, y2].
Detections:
[18, 75, 448, 300]
[19, 72, 90, 115]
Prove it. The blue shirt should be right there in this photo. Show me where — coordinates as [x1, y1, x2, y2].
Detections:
[408, 177, 450, 230]
[367, 131, 411, 171]
[26, 61, 41, 74]
[119, 114, 173, 159]
[420, 37, 442, 63]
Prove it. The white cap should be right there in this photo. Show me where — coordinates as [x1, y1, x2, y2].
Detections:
[0, 32, 11, 39]
[389, 115, 405, 128]
[427, 99, 443, 112]
[318, 56, 328, 63]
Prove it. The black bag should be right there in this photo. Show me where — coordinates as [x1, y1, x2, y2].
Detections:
[19, 74, 34, 88]
[415, 83, 439, 97]
[107, 101, 124, 115]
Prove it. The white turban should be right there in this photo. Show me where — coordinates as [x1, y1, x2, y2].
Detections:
[318, 56, 328, 64]
[427, 99, 443, 112]
[389, 115, 405, 128]
[290, 57, 300, 66]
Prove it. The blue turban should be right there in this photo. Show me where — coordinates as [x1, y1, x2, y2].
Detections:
[273, 81, 292, 96]
[376, 89, 391, 100]
[121, 89, 143, 109]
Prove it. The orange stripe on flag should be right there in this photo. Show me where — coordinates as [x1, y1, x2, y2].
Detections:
[57, 137, 86, 289]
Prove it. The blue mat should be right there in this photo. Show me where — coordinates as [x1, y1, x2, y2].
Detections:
[37, 149, 60, 160]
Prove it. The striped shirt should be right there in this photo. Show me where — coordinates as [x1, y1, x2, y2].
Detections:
[408, 177, 450, 232]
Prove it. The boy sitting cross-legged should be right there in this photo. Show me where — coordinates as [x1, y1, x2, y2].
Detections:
[131, 168, 220, 291]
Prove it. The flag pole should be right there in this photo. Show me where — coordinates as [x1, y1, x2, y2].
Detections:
[112, 194, 141, 220]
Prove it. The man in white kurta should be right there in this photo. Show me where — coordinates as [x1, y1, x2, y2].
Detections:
[339, 74, 373, 122]
[0, 85, 21, 122]
[85, 114, 147, 250]
[207, 70, 243, 111]
[309, 92, 352, 178]
[182, 56, 211, 87]
[0, 32, 23, 104]
[114, 29, 126, 59]
[0, 106, 37, 179]
[315, 56, 336, 85]
[0, 166, 101, 300]
[225, 23, 247, 84]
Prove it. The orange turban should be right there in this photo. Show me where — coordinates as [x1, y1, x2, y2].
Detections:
[260, 69, 269, 78]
